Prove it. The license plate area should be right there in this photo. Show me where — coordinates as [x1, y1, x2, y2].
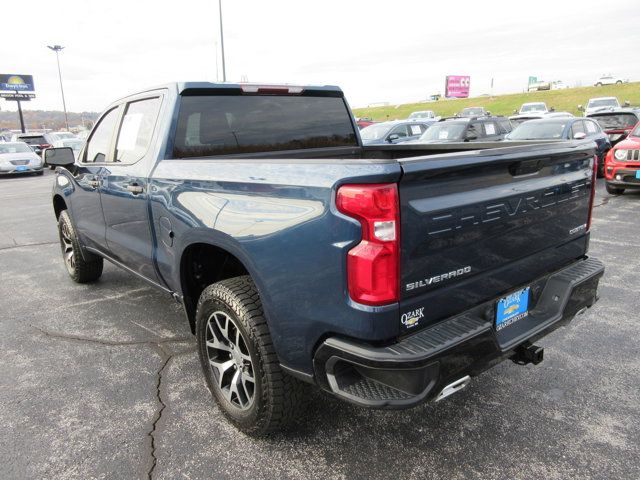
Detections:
[635, 170, 640, 180]
[15, 165, 28, 172]
[496, 287, 530, 331]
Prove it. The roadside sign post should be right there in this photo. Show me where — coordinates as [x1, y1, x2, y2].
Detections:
[16, 100, 25, 133]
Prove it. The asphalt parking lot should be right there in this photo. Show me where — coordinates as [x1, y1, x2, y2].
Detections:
[1, 169, 639, 480]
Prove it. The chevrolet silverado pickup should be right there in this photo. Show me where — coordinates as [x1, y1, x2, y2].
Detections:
[46, 82, 604, 435]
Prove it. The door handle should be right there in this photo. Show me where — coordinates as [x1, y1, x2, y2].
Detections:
[88, 179, 100, 188]
[126, 184, 144, 194]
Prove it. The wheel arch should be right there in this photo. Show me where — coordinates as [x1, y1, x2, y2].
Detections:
[53, 194, 67, 219]
[179, 241, 266, 333]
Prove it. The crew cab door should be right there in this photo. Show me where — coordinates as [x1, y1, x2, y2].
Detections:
[72, 106, 121, 251]
[99, 96, 163, 282]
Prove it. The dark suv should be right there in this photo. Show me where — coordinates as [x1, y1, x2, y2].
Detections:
[587, 108, 640, 146]
[10, 133, 52, 156]
[408, 116, 512, 143]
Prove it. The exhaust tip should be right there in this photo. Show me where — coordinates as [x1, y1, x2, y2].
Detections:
[435, 375, 471, 402]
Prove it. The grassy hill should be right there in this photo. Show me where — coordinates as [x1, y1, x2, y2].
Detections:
[353, 82, 640, 121]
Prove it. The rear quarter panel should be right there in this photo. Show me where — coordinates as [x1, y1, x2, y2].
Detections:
[149, 158, 402, 373]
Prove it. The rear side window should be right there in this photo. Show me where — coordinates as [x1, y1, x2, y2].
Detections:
[467, 122, 484, 138]
[84, 107, 120, 163]
[571, 121, 586, 137]
[173, 95, 357, 158]
[585, 120, 599, 134]
[115, 97, 162, 163]
[498, 119, 512, 133]
[389, 125, 410, 138]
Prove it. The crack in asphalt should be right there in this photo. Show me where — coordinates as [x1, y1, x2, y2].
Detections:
[34, 327, 193, 347]
[147, 355, 171, 480]
[33, 326, 197, 479]
[0, 241, 59, 251]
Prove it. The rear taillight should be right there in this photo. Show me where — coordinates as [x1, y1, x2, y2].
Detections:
[587, 155, 598, 231]
[336, 183, 400, 306]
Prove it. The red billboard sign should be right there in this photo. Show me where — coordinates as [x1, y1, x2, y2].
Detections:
[445, 75, 470, 98]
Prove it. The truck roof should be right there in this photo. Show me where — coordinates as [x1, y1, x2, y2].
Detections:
[110, 82, 345, 104]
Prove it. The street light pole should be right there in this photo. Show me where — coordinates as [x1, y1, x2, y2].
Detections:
[218, 0, 227, 82]
[47, 45, 69, 131]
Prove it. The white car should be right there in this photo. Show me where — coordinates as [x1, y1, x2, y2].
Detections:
[509, 111, 573, 128]
[0, 142, 44, 175]
[408, 110, 436, 120]
[581, 97, 620, 116]
[53, 138, 84, 160]
[595, 75, 628, 86]
[517, 102, 548, 115]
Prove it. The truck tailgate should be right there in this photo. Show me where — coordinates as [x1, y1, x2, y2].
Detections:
[397, 141, 596, 332]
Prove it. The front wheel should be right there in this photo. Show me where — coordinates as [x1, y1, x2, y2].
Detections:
[605, 184, 624, 195]
[196, 276, 307, 435]
[58, 210, 103, 283]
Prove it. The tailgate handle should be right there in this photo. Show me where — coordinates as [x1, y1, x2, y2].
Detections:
[509, 159, 543, 176]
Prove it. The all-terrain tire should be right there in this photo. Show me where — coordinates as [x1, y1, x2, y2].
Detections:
[196, 276, 308, 435]
[58, 210, 103, 283]
[605, 184, 624, 195]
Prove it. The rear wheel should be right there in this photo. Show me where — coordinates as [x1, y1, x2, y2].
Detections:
[605, 184, 624, 195]
[196, 276, 308, 435]
[58, 210, 103, 283]
[616, 80, 622, 84]
[596, 82, 602, 87]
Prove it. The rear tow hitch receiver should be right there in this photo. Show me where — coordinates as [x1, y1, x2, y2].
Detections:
[512, 343, 544, 365]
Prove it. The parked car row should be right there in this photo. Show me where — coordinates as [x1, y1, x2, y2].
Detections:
[0, 130, 85, 175]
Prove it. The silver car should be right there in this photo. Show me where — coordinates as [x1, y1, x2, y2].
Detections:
[0, 142, 44, 175]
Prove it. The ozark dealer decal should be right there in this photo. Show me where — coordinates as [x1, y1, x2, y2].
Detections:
[401, 307, 425, 329]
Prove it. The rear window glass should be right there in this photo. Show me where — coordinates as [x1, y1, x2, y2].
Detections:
[19, 136, 46, 145]
[591, 113, 638, 130]
[173, 95, 357, 158]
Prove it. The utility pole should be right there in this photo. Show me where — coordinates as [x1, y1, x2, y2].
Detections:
[47, 45, 70, 130]
[218, 0, 227, 82]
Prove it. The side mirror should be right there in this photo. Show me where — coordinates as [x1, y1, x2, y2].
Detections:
[550, 106, 555, 112]
[486, 111, 491, 116]
[624, 100, 630, 107]
[465, 133, 478, 141]
[573, 132, 587, 140]
[387, 133, 400, 143]
[44, 147, 75, 168]
[578, 104, 584, 111]
[513, 109, 518, 114]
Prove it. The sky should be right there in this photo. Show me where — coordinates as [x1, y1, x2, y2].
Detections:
[2, 0, 640, 114]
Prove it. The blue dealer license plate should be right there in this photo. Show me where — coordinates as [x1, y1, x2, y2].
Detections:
[636, 170, 640, 179]
[496, 287, 530, 331]
[15, 165, 28, 172]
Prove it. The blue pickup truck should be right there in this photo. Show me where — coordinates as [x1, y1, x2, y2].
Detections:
[46, 82, 604, 435]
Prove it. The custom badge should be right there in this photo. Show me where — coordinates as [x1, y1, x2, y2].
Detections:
[401, 307, 425, 329]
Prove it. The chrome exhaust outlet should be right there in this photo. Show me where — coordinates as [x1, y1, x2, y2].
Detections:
[435, 375, 471, 402]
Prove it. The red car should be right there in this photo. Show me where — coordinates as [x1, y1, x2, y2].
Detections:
[355, 117, 376, 129]
[604, 121, 640, 195]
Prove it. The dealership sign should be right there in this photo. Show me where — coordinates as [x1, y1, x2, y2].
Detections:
[0, 74, 35, 92]
[445, 75, 470, 98]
